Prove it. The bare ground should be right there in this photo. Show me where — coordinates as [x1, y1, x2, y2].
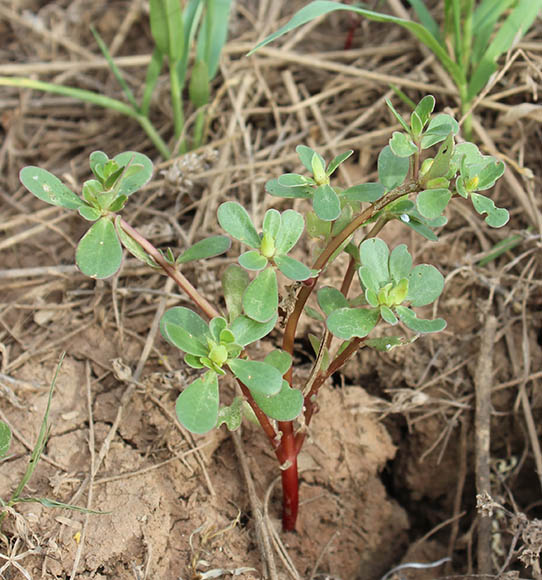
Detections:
[0, 1, 541, 579]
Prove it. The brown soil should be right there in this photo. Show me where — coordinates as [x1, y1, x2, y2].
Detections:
[1, 1, 541, 579]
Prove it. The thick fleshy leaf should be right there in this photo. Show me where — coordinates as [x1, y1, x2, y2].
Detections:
[317, 286, 349, 316]
[20, 167, 84, 209]
[278, 173, 314, 187]
[113, 152, 153, 196]
[184, 354, 205, 369]
[385, 98, 411, 133]
[407, 265, 444, 307]
[359, 238, 390, 286]
[378, 146, 409, 190]
[230, 314, 277, 346]
[327, 150, 353, 176]
[228, 359, 282, 395]
[313, 184, 341, 221]
[252, 380, 303, 421]
[389, 244, 412, 282]
[217, 202, 261, 248]
[216, 397, 244, 431]
[416, 188, 452, 219]
[177, 235, 231, 264]
[275, 210, 305, 254]
[89, 151, 109, 175]
[75, 218, 122, 279]
[274, 255, 311, 281]
[78, 205, 101, 221]
[222, 264, 250, 322]
[239, 250, 268, 271]
[264, 350, 292, 375]
[396, 306, 446, 334]
[305, 306, 324, 322]
[0, 420, 11, 457]
[209, 317, 228, 342]
[423, 134, 454, 182]
[366, 336, 411, 351]
[176, 373, 219, 434]
[380, 305, 398, 325]
[410, 111, 423, 139]
[413, 95, 435, 127]
[242, 268, 278, 322]
[160, 307, 210, 355]
[115, 217, 158, 268]
[326, 307, 380, 339]
[296, 145, 325, 173]
[421, 114, 459, 149]
[471, 193, 509, 228]
[265, 178, 313, 199]
[477, 159, 505, 191]
[262, 209, 281, 238]
[343, 182, 386, 203]
[389, 132, 417, 158]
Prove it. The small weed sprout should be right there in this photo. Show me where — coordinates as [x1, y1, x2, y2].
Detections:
[20, 95, 508, 531]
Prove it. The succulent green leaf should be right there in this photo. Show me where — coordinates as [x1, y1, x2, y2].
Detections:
[413, 95, 435, 127]
[89, 151, 109, 175]
[78, 205, 102, 221]
[251, 379, 303, 421]
[471, 193, 510, 228]
[113, 152, 154, 196]
[401, 216, 439, 241]
[239, 250, 268, 271]
[343, 183, 386, 203]
[410, 111, 423, 139]
[264, 350, 292, 375]
[265, 178, 313, 199]
[416, 188, 452, 219]
[396, 306, 446, 334]
[326, 307, 380, 339]
[317, 286, 349, 316]
[407, 264, 444, 307]
[366, 335, 413, 351]
[108, 194, 128, 213]
[177, 235, 231, 264]
[243, 268, 278, 322]
[477, 160, 506, 191]
[384, 98, 411, 133]
[228, 359, 282, 396]
[262, 209, 281, 238]
[0, 420, 11, 457]
[278, 173, 314, 187]
[327, 150, 353, 176]
[378, 146, 410, 190]
[275, 210, 305, 254]
[209, 317, 228, 342]
[175, 372, 219, 434]
[389, 132, 418, 158]
[296, 145, 325, 173]
[380, 305, 398, 325]
[230, 314, 277, 346]
[421, 114, 458, 149]
[160, 307, 210, 355]
[311, 153, 328, 184]
[389, 244, 412, 282]
[216, 397, 244, 431]
[313, 184, 341, 221]
[75, 218, 122, 279]
[359, 238, 390, 286]
[423, 134, 454, 181]
[305, 306, 324, 322]
[217, 201, 261, 248]
[184, 354, 205, 369]
[222, 265, 250, 322]
[274, 255, 311, 281]
[115, 217, 158, 268]
[20, 167, 84, 210]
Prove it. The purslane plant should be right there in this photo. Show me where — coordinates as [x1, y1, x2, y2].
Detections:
[0, 0, 233, 158]
[19, 95, 508, 531]
[250, 0, 541, 138]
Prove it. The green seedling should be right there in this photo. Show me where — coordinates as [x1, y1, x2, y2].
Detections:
[0, 0, 233, 157]
[250, 0, 541, 138]
[0, 355, 103, 532]
[20, 96, 508, 532]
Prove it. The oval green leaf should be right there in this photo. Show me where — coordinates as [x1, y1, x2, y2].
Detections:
[222, 264, 250, 322]
[407, 264, 444, 307]
[389, 244, 412, 282]
[228, 359, 282, 396]
[359, 238, 390, 286]
[230, 314, 277, 346]
[313, 184, 341, 221]
[75, 218, 123, 279]
[326, 307, 380, 339]
[378, 145, 410, 190]
[20, 167, 84, 209]
[317, 286, 349, 316]
[160, 306, 210, 355]
[217, 202, 261, 248]
[275, 209, 305, 255]
[396, 306, 446, 334]
[177, 235, 231, 264]
[176, 372, 219, 434]
[416, 188, 452, 220]
[274, 255, 312, 281]
[251, 380, 303, 421]
[243, 268, 278, 323]
[471, 193, 509, 228]
[239, 250, 268, 271]
[389, 132, 417, 158]
[343, 182, 386, 203]
[113, 152, 154, 196]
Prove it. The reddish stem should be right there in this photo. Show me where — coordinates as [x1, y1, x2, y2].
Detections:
[277, 420, 299, 531]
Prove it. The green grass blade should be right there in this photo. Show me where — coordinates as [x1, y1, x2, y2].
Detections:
[196, 0, 233, 80]
[468, 0, 542, 101]
[450, 0, 461, 64]
[406, 0, 442, 44]
[90, 26, 139, 111]
[141, 47, 164, 116]
[471, 0, 515, 66]
[249, 1, 466, 90]
[9, 354, 64, 505]
[177, 0, 204, 88]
